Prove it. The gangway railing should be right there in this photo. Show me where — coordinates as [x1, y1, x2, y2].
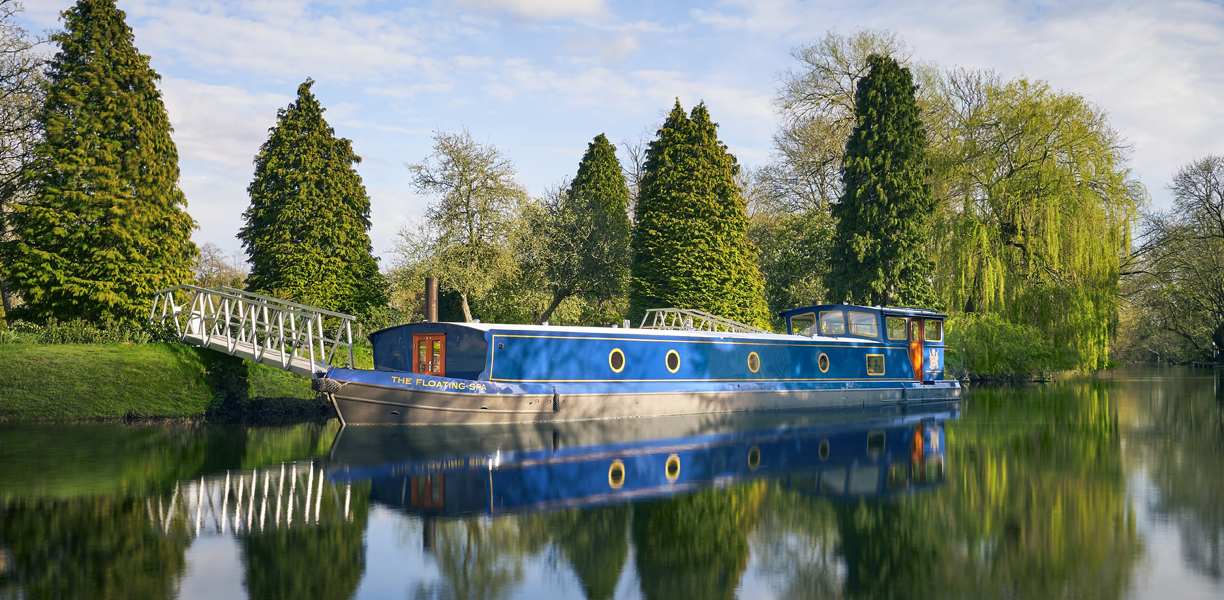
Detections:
[150, 285, 355, 377]
[639, 308, 769, 335]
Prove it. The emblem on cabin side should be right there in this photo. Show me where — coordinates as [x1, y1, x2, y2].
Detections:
[928, 348, 939, 370]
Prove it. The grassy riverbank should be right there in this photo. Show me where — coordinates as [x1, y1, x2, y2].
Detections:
[0, 342, 323, 422]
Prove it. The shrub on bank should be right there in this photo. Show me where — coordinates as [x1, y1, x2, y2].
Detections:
[0, 319, 179, 346]
[945, 313, 1080, 381]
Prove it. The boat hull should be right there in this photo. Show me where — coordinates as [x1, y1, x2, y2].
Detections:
[324, 368, 961, 425]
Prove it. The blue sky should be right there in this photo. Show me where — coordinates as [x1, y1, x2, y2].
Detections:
[18, 0, 1224, 262]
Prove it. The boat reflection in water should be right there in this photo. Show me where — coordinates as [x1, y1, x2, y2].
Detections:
[328, 402, 956, 517]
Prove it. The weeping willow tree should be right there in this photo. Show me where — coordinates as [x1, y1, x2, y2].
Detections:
[929, 72, 1142, 370]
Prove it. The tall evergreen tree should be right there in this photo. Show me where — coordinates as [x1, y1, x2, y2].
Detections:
[630, 101, 769, 327]
[826, 54, 936, 307]
[239, 79, 387, 317]
[533, 133, 631, 324]
[0, 0, 196, 323]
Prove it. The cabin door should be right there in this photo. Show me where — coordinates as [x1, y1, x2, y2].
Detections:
[908, 320, 924, 382]
[412, 334, 446, 377]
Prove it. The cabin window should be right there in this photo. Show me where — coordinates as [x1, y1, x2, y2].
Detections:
[747, 352, 760, 373]
[848, 312, 878, 337]
[886, 317, 907, 341]
[911, 321, 922, 342]
[820, 310, 845, 335]
[665, 350, 681, 373]
[817, 353, 830, 373]
[924, 319, 944, 342]
[866, 354, 885, 376]
[790, 313, 817, 336]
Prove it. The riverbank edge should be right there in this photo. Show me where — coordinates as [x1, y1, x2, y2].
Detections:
[0, 342, 334, 423]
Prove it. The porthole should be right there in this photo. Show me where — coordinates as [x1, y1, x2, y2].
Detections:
[748, 446, 761, 471]
[665, 350, 680, 373]
[747, 352, 760, 373]
[665, 454, 681, 482]
[609, 348, 625, 373]
[818, 353, 830, 373]
[819, 438, 830, 461]
[608, 460, 625, 489]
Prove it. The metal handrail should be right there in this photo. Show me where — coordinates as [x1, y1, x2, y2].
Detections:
[638, 308, 770, 335]
[149, 285, 356, 376]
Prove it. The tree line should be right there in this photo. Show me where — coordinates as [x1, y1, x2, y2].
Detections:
[0, 1, 1217, 368]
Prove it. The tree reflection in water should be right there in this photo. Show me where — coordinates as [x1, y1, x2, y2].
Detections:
[1141, 368, 1224, 581]
[0, 496, 190, 600]
[410, 513, 550, 600]
[239, 481, 370, 600]
[549, 505, 630, 600]
[748, 379, 1143, 600]
[632, 482, 765, 600]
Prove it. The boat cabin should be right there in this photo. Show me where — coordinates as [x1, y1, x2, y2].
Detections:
[780, 304, 948, 382]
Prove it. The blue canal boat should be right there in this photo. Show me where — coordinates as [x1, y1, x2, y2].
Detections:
[320, 303, 961, 425]
[327, 405, 956, 516]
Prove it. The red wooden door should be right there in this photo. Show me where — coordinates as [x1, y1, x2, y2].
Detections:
[412, 334, 446, 377]
[908, 320, 924, 381]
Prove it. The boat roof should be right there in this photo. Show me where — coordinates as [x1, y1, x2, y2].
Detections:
[375, 319, 900, 343]
[778, 303, 947, 319]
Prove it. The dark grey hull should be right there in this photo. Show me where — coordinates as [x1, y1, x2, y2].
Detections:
[330, 380, 962, 425]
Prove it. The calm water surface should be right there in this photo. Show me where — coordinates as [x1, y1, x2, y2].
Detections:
[0, 364, 1220, 600]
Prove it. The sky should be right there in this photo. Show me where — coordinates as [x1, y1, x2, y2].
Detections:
[17, 0, 1224, 264]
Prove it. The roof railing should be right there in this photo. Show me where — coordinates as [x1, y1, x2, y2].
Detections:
[638, 308, 770, 335]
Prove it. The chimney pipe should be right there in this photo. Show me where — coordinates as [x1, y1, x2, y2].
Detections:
[424, 277, 439, 322]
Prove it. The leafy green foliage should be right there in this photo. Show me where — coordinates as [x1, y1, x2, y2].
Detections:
[0, 318, 178, 345]
[930, 74, 1140, 370]
[1119, 155, 1224, 363]
[944, 312, 1079, 381]
[827, 54, 937, 308]
[530, 134, 632, 325]
[239, 79, 387, 318]
[630, 101, 769, 327]
[748, 191, 834, 329]
[404, 129, 529, 322]
[1, 0, 197, 324]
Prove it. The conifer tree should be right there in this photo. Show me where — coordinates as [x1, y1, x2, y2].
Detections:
[1, 0, 196, 323]
[239, 79, 387, 317]
[630, 101, 769, 327]
[534, 133, 631, 324]
[826, 54, 936, 307]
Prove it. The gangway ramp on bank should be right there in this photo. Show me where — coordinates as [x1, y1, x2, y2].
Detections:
[150, 285, 355, 377]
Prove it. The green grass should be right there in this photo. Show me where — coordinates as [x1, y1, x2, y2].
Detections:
[0, 343, 215, 422]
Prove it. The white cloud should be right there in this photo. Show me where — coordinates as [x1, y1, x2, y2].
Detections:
[452, 0, 608, 20]
[161, 78, 290, 168]
[563, 33, 640, 61]
[114, 0, 462, 83]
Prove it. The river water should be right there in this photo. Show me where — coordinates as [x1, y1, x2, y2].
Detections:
[0, 364, 1220, 600]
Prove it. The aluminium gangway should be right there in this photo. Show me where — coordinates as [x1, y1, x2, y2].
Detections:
[150, 285, 355, 378]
